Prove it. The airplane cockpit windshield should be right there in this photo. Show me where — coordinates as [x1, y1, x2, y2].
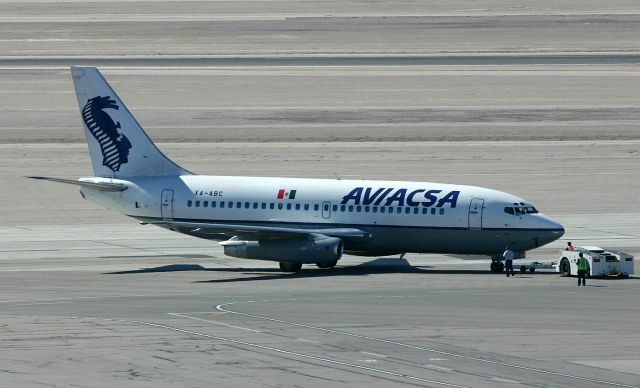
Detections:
[504, 203, 539, 216]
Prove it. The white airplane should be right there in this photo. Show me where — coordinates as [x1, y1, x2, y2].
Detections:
[32, 67, 565, 273]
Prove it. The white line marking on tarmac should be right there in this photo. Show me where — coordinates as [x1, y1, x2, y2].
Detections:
[490, 377, 521, 384]
[423, 364, 453, 372]
[216, 299, 640, 388]
[9, 301, 71, 306]
[167, 313, 261, 333]
[361, 351, 387, 358]
[297, 338, 319, 344]
[122, 319, 470, 388]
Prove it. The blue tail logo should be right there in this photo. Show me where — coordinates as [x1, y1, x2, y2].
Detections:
[81, 96, 132, 172]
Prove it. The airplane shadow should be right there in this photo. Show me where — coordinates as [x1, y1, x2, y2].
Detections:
[106, 264, 216, 274]
[105, 258, 561, 284]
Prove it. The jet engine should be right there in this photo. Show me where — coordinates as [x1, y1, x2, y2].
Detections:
[222, 235, 343, 263]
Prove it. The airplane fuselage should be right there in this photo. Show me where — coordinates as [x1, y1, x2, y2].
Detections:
[80, 175, 565, 257]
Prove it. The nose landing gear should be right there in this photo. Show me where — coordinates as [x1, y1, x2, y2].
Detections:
[490, 257, 505, 273]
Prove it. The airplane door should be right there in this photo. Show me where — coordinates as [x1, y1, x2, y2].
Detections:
[469, 198, 484, 230]
[161, 189, 174, 220]
[322, 201, 331, 219]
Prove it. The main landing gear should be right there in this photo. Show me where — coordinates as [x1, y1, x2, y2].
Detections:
[316, 260, 338, 269]
[279, 262, 303, 273]
[278, 261, 338, 272]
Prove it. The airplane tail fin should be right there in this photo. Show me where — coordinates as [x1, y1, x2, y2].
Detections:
[71, 66, 191, 178]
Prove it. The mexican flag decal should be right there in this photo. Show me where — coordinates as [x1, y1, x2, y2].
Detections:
[277, 189, 297, 200]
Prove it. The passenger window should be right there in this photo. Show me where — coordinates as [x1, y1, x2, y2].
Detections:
[323, 204, 329, 211]
[304, 204, 310, 211]
[220, 201, 225, 208]
[340, 205, 345, 212]
[405, 207, 410, 214]
[228, 201, 233, 208]
[270, 203, 275, 209]
[203, 201, 208, 208]
[332, 205, 337, 212]
[413, 207, 419, 214]
[211, 201, 217, 208]
[295, 204, 301, 210]
[187, 200, 192, 207]
[398, 207, 403, 214]
[278, 203, 283, 209]
[431, 208, 436, 215]
[439, 208, 444, 215]
[365, 206, 370, 213]
[504, 207, 514, 215]
[348, 205, 353, 212]
[422, 208, 428, 214]
[253, 203, 258, 209]
[386, 207, 392, 214]
[237, 202, 242, 208]
[356, 206, 361, 212]
[372, 206, 378, 213]
[380, 207, 386, 213]
[286, 203, 292, 210]
[245, 202, 250, 209]
[261, 203, 266, 209]
[195, 200, 200, 208]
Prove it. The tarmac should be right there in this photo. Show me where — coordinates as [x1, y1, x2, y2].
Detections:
[1, 1, 639, 387]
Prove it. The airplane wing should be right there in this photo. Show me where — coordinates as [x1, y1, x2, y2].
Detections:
[145, 220, 370, 241]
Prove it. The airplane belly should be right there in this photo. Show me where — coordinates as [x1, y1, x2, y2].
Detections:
[343, 227, 545, 255]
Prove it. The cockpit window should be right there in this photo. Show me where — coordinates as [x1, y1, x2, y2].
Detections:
[505, 205, 538, 216]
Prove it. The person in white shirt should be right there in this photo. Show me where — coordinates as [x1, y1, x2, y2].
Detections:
[503, 247, 515, 277]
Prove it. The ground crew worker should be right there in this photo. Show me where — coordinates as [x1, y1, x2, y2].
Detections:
[503, 247, 515, 277]
[577, 252, 589, 286]
[567, 242, 575, 251]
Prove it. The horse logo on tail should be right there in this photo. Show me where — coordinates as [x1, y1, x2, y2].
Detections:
[81, 96, 132, 173]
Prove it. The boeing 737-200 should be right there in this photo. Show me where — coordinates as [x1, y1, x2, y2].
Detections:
[32, 67, 565, 273]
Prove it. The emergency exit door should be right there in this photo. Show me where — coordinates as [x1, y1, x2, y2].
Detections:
[322, 201, 331, 219]
[161, 189, 174, 220]
[468, 198, 484, 230]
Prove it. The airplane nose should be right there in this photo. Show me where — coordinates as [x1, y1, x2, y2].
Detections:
[545, 215, 565, 234]
[537, 214, 565, 243]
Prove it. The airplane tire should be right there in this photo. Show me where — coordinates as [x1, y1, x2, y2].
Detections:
[490, 262, 498, 272]
[316, 260, 337, 269]
[498, 262, 505, 272]
[279, 262, 303, 273]
[520, 265, 527, 273]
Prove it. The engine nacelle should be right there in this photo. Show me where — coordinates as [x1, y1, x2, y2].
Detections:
[222, 236, 343, 263]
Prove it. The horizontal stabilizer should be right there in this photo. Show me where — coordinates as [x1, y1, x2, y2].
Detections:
[28, 176, 128, 192]
[144, 220, 369, 241]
